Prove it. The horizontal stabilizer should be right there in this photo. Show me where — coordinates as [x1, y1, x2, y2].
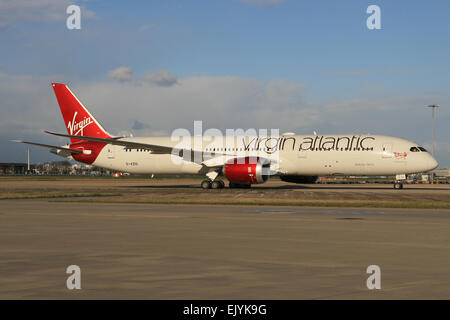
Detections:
[44, 130, 178, 154]
[11, 140, 84, 154]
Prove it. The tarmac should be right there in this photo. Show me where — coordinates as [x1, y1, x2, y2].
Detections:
[1, 196, 450, 299]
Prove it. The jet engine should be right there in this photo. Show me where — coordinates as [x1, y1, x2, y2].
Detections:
[223, 157, 270, 185]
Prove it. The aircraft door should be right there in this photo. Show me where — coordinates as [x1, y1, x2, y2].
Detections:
[381, 143, 393, 158]
[107, 145, 115, 159]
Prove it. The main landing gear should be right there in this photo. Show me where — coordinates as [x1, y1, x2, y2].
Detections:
[201, 180, 225, 189]
[200, 180, 252, 189]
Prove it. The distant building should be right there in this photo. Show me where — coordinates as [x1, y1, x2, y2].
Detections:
[0, 161, 110, 176]
[0, 163, 28, 174]
[433, 168, 450, 177]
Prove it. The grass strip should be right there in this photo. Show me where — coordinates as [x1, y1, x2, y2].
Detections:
[0, 193, 122, 200]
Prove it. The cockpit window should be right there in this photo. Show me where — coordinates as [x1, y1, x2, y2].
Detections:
[418, 147, 427, 152]
[410, 147, 420, 152]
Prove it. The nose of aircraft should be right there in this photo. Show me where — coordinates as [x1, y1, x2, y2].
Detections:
[427, 155, 439, 171]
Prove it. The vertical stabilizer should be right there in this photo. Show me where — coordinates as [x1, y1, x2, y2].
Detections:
[51, 83, 111, 143]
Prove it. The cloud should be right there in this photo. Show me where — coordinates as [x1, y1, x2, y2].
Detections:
[387, 67, 415, 73]
[108, 66, 134, 82]
[138, 24, 154, 32]
[108, 67, 178, 86]
[0, 0, 94, 29]
[240, 0, 288, 6]
[143, 70, 178, 87]
[132, 120, 151, 130]
[323, 68, 416, 77]
[323, 70, 376, 77]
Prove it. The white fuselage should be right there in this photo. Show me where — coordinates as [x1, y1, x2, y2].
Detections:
[87, 134, 438, 177]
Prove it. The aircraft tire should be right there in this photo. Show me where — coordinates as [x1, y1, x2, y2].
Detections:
[201, 180, 212, 189]
[211, 181, 222, 189]
[393, 183, 404, 189]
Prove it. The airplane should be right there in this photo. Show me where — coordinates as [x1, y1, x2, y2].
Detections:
[13, 83, 438, 190]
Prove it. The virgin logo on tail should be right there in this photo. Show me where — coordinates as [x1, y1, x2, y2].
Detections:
[67, 112, 93, 136]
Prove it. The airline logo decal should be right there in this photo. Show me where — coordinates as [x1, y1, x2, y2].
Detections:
[242, 135, 376, 154]
[394, 152, 408, 159]
[67, 112, 93, 136]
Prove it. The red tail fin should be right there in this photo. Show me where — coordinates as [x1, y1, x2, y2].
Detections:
[51, 83, 111, 143]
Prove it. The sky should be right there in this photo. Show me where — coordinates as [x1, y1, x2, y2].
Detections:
[0, 0, 449, 166]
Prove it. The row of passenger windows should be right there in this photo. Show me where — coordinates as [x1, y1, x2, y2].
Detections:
[206, 147, 375, 152]
[410, 146, 427, 152]
[124, 147, 375, 152]
[124, 147, 428, 153]
[124, 148, 147, 152]
[206, 148, 245, 152]
[310, 147, 374, 151]
[122, 146, 426, 153]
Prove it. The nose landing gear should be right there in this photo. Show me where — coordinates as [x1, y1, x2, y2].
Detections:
[393, 183, 404, 189]
[394, 174, 406, 190]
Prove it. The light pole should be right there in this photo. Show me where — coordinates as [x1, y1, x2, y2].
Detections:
[27, 148, 30, 173]
[427, 104, 439, 183]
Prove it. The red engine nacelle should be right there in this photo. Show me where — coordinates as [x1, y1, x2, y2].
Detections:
[223, 157, 270, 184]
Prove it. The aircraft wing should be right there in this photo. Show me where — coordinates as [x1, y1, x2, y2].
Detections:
[44, 131, 234, 166]
[15, 132, 276, 172]
[11, 140, 85, 154]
